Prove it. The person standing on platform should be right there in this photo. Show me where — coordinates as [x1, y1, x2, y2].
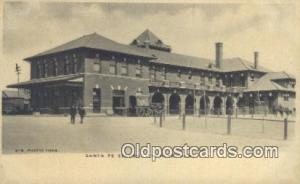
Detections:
[70, 104, 77, 124]
[78, 105, 86, 124]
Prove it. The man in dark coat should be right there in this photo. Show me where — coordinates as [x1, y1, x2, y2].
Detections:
[78, 105, 86, 124]
[70, 104, 77, 124]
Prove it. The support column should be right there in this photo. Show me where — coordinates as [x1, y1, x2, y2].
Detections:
[163, 94, 169, 115]
[180, 95, 186, 115]
[208, 96, 214, 115]
[195, 96, 200, 116]
[222, 96, 226, 116]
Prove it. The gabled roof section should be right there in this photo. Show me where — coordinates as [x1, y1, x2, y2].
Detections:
[130, 29, 172, 52]
[25, 33, 153, 60]
[222, 57, 270, 73]
[132, 46, 218, 71]
[245, 72, 295, 92]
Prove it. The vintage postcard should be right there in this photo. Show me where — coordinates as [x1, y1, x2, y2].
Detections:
[0, 0, 299, 183]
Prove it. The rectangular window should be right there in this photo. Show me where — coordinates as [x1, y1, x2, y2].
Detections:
[64, 59, 70, 75]
[188, 71, 192, 80]
[161, 67, 166, 80]
[73, 58, 78, 73]
[136, 65, 142, 77]
[208, 76, 213, 85]
[283, 95, 289, 101]
[177, 69, 181, 78]
[93, 60, 101, 72]
[38, 62, 42, 78]
[121, 64, 128, 75]
[216, 78, 220, 87]
[240, 77, 245, 87]
[109, 64, 116, 74]
[44, 62, 48, 77]
[52, 59, 58, 76]
[200, 75, 205, 85]
[150, 66, 156, 81]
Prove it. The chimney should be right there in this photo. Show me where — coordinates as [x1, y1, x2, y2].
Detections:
[215, 42, 223, 69]
[254, 51, 259, 69]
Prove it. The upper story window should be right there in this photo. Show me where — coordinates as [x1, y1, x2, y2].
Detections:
[161, 67, 167, 80]
[200, 72, 205, 85]
[53, 59, 58, 76]
[109, 63, 116, 75]
[177, 69, 181, 79]
[250, 73, 255, 81]
[73, 58, 78, 73]
[121, 64, 128, 75]
[240, 74, 246, 87]
[150, 65, 156, 81]
[283, 94, 289, 101]
[216, 78, 220, 87]
[136, 62, 142, 77]
[64, 57, 70, 75]
[208, 74, 213, 85]
[43, 61, 48, 77]
[188, 70, 192, 80]
[93, 60, 101, 72]
[38, 61, 42, 78]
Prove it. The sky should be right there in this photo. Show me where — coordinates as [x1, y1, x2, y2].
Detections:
[1, 2, 299, 89]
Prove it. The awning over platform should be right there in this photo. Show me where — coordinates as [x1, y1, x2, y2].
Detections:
[7, 74, 84, 88]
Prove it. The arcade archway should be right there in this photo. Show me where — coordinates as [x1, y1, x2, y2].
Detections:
[200, 95, 210, 114]
[185, 94, 194, 115]
[213, 96, 223, 115]
[151, 92, 164, 105]
[226, 96, 234, 115]
[169, 93, 180, 114]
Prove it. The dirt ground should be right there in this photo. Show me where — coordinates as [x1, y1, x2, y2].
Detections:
[1, 115, 295, 154]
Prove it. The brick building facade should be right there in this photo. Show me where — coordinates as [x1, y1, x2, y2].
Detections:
[8, 29, 296, 116]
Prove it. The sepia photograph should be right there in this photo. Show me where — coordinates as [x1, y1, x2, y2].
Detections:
[0, 1, 299, 183]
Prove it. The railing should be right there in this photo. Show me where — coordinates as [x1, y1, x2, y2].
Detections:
[149, 80, 247, 93]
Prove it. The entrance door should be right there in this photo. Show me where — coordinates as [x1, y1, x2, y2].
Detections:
[113, 90, 125, 115]
[129, 96, 137, 116]
[93, 88, 101, 113]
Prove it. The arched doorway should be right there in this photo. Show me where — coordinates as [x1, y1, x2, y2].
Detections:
[128, 96, 137, 116]
[249, 95, 255, 114]
[213, 96, 223, 115]
[185, 95, 194, 115]
[169, 93, 180, 114]
[237, 96, 246, 115]
[226, 96, 234, 115]
[267, 93, 276, 114]
[151, 92, 164, 105]
[200, 95, 210, 114]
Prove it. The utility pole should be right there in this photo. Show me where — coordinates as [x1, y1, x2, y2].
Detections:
[16, 63, 21, 96]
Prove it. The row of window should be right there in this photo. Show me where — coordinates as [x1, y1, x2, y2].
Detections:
[35, 58, 81, 78]
[93, 60, 142, 77]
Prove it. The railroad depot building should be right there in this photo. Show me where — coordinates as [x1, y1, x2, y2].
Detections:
[8, 29, 296, 116]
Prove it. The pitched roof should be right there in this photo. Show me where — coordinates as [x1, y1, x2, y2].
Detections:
[2, 90, 30, 99]
[245, 72, 295, 92]
[132, 47, 218, 71]
[7, 74, 83, 88]
[222, 57, 270, 73]
[130, 29, 171, 52]
[24, 31, 272, 73]
[25, 33, 153, 60]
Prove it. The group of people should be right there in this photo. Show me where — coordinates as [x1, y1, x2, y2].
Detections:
[70, 104, 86, 124]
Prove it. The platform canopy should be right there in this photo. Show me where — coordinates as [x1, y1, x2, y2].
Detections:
[7, 74, 83, 89]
